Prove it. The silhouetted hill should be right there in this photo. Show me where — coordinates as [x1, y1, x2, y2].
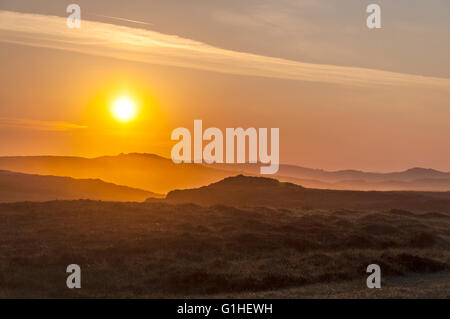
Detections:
[164, 175, 450, 212]
[0, 153, 232, 194]
[0, 170, 159, 202]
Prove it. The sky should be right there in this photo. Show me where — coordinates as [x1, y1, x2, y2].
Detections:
[0, 0, 450, 172]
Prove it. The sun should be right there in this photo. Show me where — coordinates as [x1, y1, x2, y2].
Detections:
[111, 97, 137, 122]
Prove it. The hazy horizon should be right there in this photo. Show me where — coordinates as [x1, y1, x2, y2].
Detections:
[0, 151, 449, 174]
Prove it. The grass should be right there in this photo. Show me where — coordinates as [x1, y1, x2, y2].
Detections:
[0, 200, 449, 298]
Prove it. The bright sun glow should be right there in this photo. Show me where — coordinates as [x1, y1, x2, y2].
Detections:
[112, 97, 137, 122]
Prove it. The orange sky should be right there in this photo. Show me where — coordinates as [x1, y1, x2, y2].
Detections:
[1, 1, 450, 172]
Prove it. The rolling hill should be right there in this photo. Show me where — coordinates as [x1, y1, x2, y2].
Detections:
[0, 170, 159, 202]
[0, 153, 232, 194]
[164, 175, 450, 213]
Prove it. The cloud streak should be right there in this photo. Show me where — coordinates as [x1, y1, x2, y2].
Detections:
[1, 10, 450, 88]
[0, 117, 88, 131]
[86, 13, 154, 26]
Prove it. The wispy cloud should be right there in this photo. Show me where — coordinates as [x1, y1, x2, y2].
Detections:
[1, 10, 450, 88]
[86, 13, 154, 26]
[0, 117, 88, 131]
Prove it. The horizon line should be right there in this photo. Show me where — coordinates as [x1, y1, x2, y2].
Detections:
[0, 152, 447, 175]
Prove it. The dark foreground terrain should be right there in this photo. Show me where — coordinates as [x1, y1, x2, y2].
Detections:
[0, 200, 449, 298]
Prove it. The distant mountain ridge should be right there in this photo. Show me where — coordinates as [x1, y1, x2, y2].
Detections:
[209, 163, 450, 191]
[0, 170, 159, 202]
[1, 153, 450, 193]
[278, 166, 450, 182]
[211, 163, 450, 181]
